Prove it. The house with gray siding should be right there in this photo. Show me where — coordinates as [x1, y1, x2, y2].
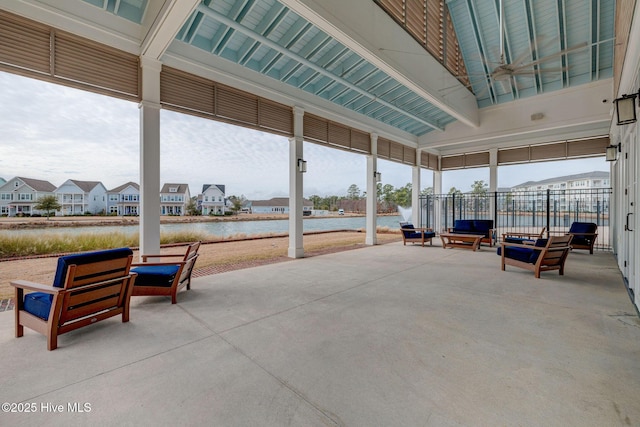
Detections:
[160, 183, 190, 216]
[107, 182, 140, 215]
[55, 179, 107, 215]
[0, 176, 56, 216]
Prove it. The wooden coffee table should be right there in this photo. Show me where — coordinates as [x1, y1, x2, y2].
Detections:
[440, 233, 483, 251]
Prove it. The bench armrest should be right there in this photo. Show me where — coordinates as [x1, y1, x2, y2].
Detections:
[10, 280, 61, 294]
[140, 254, 186, 261]
[132, 261, 187, 267]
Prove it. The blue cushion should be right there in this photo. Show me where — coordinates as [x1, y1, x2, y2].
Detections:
[497, 246, 534, 263]
[131, 265, 181, 287]
[53, 247, 133, 288]
[404, 231, 435, 239]
[497, 238, 547, 264]
[473, 220, 494, 237]
[453, 220, 474, 232]
[528, 239, 548, 263]
[23, 292, 53, 320]
[504, 237, 532, 244]
[569, 222, 597, 235]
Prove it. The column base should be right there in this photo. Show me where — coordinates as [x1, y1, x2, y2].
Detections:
[288, 247, 305, 258]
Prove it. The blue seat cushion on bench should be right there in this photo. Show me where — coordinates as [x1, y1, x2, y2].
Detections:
[23, 292, 53, 320]
[503, 237, 533, 244]
[472, 220, 494, 238]
[453, 220, 475, 233]
[52, 247, 133, 288]
[401, 224, 435, 239]
[131, 265, 181, 287]
[451, 220, 494, 239]
[497, 239, 547, 264]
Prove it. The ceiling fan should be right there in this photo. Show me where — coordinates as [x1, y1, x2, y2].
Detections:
[458, 0, 588, 95]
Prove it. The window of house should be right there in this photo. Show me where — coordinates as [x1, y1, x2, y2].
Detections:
[169, 187, 178, 193]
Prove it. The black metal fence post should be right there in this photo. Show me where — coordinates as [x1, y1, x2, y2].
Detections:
[546, 189, 551, 238]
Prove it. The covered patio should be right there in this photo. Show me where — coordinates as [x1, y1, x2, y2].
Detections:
[1, 0, 640, 424]
[2, 241, 638, 425]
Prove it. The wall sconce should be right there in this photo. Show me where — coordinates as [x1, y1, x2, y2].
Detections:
[606, 143, 621, 162]
[373, 171, 382, 182]
[297, 158, 307, 173]
[614, 89, 639, 125]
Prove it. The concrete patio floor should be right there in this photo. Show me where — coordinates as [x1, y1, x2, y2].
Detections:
[1, 241, 639, 426]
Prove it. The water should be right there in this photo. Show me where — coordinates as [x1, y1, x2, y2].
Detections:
[0, 215, 405, 239]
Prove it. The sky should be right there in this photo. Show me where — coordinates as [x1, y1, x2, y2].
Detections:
[0, 72, 609, 200]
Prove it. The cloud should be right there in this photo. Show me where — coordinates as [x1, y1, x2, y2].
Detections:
[0, 72, 608, 199]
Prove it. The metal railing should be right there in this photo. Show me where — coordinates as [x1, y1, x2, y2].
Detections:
[419, 188, 612, 251]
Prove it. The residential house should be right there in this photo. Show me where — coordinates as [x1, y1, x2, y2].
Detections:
[250, 197, 313, 214]
[107, 182, 140, 215]
[200, 184, 225, 215]
[0, 176, 56, 216]
[160, 183, 190, 216]
[55, 180, 107, 215]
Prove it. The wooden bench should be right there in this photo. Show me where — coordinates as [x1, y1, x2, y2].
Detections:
[11, 248, 137, 350]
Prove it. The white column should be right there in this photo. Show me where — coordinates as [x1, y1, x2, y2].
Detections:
[433, 164, 442, 233]
[412, 161, 421, 226]
[139, 56, 162, 258]
[366, 133, 378, 245]
[288, 107, 305, 258]
[489, 148, 498, 223]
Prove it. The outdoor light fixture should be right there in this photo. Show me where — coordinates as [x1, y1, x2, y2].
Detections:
[297, 158, 307, 173]
[606, 143, 621, 162]
[614, 89, 639, 125]
[374, 171, 382, 182]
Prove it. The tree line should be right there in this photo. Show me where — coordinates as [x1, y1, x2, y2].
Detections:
[307, 180, 488, 212]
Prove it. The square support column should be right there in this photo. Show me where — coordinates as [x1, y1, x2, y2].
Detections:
[412, 162, 421, 226]
[489, 148, 498, 223]
[139, 57, 162, 258]
[433, 166, 442, 233]
[288, 107, 305, 258]
[366, 133, 378, 245]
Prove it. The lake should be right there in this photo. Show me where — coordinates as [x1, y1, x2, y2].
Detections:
[0, 215, 407, 239]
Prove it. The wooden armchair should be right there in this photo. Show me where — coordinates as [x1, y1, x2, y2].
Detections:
[131, 242, 200, 304]
[11, 248, 137, 350]
[400, 222, 436, 246]
[502, 227, 546, 245]
[498, 235, 573, 278]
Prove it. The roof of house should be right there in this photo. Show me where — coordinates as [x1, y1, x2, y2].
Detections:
[108, 181, 140, 193]
[17, 177, 56, 192]
[513, 171, 610, 188]
[202, 184, 225, 194]
[160, 183, 189, 194]
[67, 179, 103, 192]
[251, 197, 313, 207]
